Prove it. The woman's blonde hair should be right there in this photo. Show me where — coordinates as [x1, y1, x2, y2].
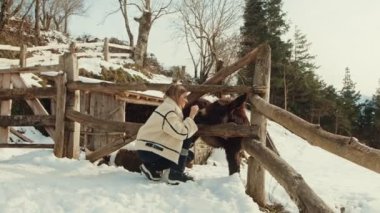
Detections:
[165, 84, 188, 104]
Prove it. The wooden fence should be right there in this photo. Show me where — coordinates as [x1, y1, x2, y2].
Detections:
[0, 38, 133, 67]
[1, 43, 380, 212]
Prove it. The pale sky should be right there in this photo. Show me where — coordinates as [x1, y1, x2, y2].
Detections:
[70, 0, 380, 96]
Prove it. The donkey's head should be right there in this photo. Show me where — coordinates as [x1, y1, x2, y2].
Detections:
[192, 94, 249, 126]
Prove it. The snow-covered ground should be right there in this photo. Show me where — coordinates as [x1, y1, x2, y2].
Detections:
[1, 121, 380, 213]
[1, 33, 380, 212]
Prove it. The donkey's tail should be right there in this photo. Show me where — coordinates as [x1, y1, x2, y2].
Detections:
[97, 155, 111, 166]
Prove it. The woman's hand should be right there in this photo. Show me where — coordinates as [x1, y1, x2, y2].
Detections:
[189, 105, 199, 119]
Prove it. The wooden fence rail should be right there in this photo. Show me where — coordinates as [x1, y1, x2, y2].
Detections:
[0, 87, 56, 100]
[67, 81, 267, 95]
[243, 139, 333, 212]
[0, 115, 55, 126]
[65, 110, 259, 138]
[250, 94, 380, 174]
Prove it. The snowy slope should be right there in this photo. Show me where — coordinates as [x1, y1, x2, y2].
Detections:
[1, 120, 380, 212]
[265, 122, 380, 212]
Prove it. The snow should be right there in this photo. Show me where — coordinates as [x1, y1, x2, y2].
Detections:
[0, 148, 259, 213]
[2, 120, 380, 212]
[1, 33, 380, 212]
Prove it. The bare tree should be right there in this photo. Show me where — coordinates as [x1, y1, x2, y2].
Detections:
[117, 0, 134, 46]
[48, 0, 85, 33]
[35, 0, 40, 37]
[0, 0, 26, 31]
[175, 0, 242, 83]
[112, 0, 173, 67]
[41, 0, 60, 30]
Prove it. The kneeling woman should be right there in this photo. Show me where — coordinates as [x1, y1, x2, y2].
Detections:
[135, 84, 199, 184]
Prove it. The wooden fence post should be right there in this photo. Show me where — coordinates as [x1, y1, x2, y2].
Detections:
[53, 72, 67, 158]
[0, 73, 12, 143]
[19, 44, 27, 67]
[246, 44, 271, 206]
[59, 52, 80, 159]
[103, 38, 109, 61]
[0, 74, 12, 143]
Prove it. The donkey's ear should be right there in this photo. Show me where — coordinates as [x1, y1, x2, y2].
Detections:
[228, 94, 247, 109]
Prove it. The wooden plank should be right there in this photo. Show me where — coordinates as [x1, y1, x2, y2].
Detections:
[86, 136, 136, 163]
[0, 74, 12, 143]
[103, 38, 109, 61]
[109, 53, 131, 58]
[0, 44, 20, 51]
[87, 92, 125, 151]
[251, 94, 380, 174]
[246, 44, 271, 206]
[243, 139, 333, 212]
[108, 43, 133, 51]
[53, 73, 66, 158]
[76, 42, 104, 48]
[0, 65, 61, 74]
[67, 82, 266, 95]
[0, 87, 56, 100]
[28, 44, 68, 52]
[0, 144, 54, 148]
[65, 110, 258, 137]
[20, 45, 27, 67]
[10, 128, 34, 143]
[10, 74, 55, 137]
[0, 115, 55, 126]
[115, 95, 161, 106]
[60, 53, 81, 159]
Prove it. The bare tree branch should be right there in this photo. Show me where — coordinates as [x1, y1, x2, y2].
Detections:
[173, 0, 242, 83]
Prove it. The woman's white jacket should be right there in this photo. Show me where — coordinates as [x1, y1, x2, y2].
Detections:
[135, 97, 198, 164]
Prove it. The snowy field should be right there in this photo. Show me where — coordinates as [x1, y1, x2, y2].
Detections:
[1, 121, 379, 213]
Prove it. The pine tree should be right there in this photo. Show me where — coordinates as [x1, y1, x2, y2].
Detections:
[319, 85, 340, 132]
[337, 67, 361, 135]
[372, 81, 380, 148]
[239, 0, 291, 108]
[284, 27, 325, 123]
[292, 26, 318, 72]
[356, 99, 376, 146]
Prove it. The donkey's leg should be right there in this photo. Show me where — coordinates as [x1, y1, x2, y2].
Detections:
[224, 139, 242, 175]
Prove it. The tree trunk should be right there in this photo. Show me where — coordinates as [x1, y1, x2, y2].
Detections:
[0, 0, 11, 31]
[283, 67, 288, 111]
[119, 0, 134, 46]
[134, 10, 152, 67]
[64, 15, 68, 34]
[35, 0, 41, 39]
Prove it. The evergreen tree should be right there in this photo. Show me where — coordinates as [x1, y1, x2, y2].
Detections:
[372, 81, 380, 148]
[292, 26, 318, 72]
[239, 0, 291, 107]
[356, 99, 376, 146]
[337, 67, 361, 135]
[319, 85, 340, 132]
